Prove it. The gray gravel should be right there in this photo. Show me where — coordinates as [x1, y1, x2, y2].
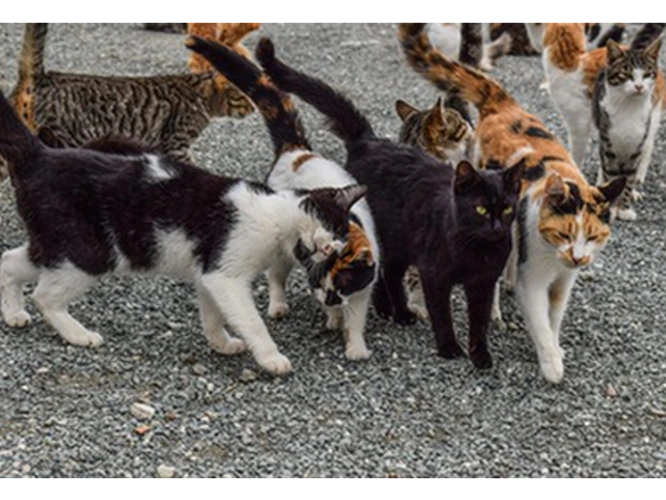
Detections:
[1, 23, 666, 478]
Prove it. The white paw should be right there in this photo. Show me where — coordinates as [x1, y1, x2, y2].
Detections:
[256, 351, 292, 376]
[408, 303, 429, 322]
[268, 302, 289, 320]
[209, 336, 246, 356]
[345, 343, 371, 361]
[539, 80, 550, 91]
[539, 355, 564, 384]
[325, 315, 342, 331]
[617, 207, 637, 221]
[68, 330, 104, 348]
[4, 310, 32, 328]
[631, 190, 645, 202]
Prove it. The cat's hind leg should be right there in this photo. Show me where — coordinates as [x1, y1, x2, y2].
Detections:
[341, 289, 372, 361]
[405, 266, 429, 322]
[567, 113, 592, 168]
[383, 260, 416, 326]
[266, 257, 293, 320]
[32, 264, 103, 347]
[201, 273, 291, 375]
[1, 245, 39, 328]
[325, 307, 343, 331]
[197, 285, 246, 355]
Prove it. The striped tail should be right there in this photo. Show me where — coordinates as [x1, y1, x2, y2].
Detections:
[0, 89, 43, 176]
[10, 23, 48, 131]
[185, 35, 310, 156]
[255, 37, 375, 145]
[399, 23, 515, 118]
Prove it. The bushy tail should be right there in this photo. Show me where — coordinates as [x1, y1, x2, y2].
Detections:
[631, 23, 666, 52]
[185, 35, 310, 156]
[255, 37, 375, 145]
[10, 24, 47, 131]
[399, 23, 515, 118]
[0, 90, 43, 172]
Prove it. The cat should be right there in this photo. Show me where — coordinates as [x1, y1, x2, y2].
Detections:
[395, 96, 478, 321]
[489, 24, 540, 56]
[256, 37, 525, 370]
[5, 23, 255, 167]
[585, 23, 625, 50]
[540, 23, 666, 170]
[426, 23, 513, 72]
[0, 88, 366, 376]
[592, 38, 664, 220]
[187, 23, 260, 74]
[399, 23, 626, 383]
[185, 35, 379, 361]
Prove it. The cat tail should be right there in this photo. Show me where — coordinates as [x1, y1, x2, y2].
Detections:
[630, 24, 665, 52]
[459, 24, 483, 67]
[185, 35, 310, 156]
[0, 89, 44, 173]
[11, 23, 48, 131]
[399, 23, 515, 118]
[255, 37, 376, 145]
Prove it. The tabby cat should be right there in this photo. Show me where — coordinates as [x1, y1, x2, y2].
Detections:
[257, 37, 525, 370]
[7, 24, 254, 165]
[0, 88, 365, 376]
[186, 35, 379, 360]
[399, 23, 626, 383]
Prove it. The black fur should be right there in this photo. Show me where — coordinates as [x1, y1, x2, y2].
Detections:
[256, 39, 525, 369]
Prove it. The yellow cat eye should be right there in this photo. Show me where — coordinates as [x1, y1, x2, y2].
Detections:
[503, 206, 513, 215]
[476, 206, 488, 216]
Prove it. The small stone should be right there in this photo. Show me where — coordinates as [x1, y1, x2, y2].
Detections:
[157, 464, 176, 478]
[605, 385, 618, 398]
[166, 411, 177, 421]
[134, 424, 151, 435]
[36, 367, 50, 374]
[222, 473, 235, 478]
[167, 321, 183, 331]
[239, 369, 258, 383]
[192, 363, 207, 376]
[130, 402, 156, 420]
[649, 408, 666, 417]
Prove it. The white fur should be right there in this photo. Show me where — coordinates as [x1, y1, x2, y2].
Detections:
[145, 154, 177, 182]
[524, 23, 545, 54]
[266, 149, 379, 361]
[427, 23, 509, 72]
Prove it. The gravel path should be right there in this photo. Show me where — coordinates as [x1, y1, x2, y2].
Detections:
[1, 23, 665, 478]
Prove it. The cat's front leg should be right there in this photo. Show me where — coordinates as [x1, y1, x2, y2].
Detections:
[341, 289, 372, 361]
[490, 281, 505, 330]
[465, 280, 496, 369]
[517, 276, 563, 383]
[325, 307, 343, 331]
[201, 273, 291, 375]
[548, 272, 577, 341]
[383, 261, 416, 326]
[567, 113, 592, 168]
[266, 257, 293, 320]
[420, 270, 462, 359]
[196, 285, 246, 355]
[1, 245, 39, 328]
[405, 266, 429, 322]
[615, 175, 638, 221]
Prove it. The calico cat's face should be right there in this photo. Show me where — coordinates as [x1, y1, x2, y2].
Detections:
[453, 160, 524, 241]
[396, 98, 474, 164]
[606, 39, 661, 97]
[537, 174, 625, 268]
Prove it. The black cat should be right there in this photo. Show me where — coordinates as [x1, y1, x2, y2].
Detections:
[256, 38, 524, 368]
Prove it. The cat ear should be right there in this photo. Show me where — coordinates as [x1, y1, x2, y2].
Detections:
[431, 97, 446, 126]
[544, 173, 566, 200]
[395, 100, 418, 122]
[454, 161, 482, 194]
[606, 40, 625, 62]
[596, 177, 626, 204]
[503, 158, 526, 194]
[644, 37, 662, 61]
[334, 184, 367, 212]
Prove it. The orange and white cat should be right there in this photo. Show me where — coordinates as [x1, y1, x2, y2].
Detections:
[400, 23, 625, 383]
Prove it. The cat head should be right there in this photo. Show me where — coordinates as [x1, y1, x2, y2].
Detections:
[605, 39, 661, 96]
[536, 173, 625, 268]
[453, 160, 524, 242]
[396, 97, 473, 163]
[298, 184, 368, 257]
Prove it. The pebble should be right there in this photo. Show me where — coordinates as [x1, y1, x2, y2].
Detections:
[605, 385, 618, 398]
[192, 363, 207, 376]
[130, 402, 156, 420]
[239, 369, 258, 383]
[157, 464, 176, 478]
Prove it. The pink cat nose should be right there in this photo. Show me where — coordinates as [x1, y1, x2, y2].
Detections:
[635, 83, 645, 93]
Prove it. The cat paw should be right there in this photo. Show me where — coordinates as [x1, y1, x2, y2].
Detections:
[3, 310, 32, 328]
[539, 355, 564, 384]
[631, 190, 644, 202]
[372, 295, 393, 321]
[210, 336, 246, 356]
[470, 348, 493, 370]
[437, 341, 465, 359]
[67, 330, 104, 348]
[408, 303, 429, 322]
[345, 343, 371, 361]
[325, 314, 343, 331]
[268, 302, 289, 320]
[538, 79, 549, 91]
[616, 207, 637, 221]
[394, 310, 417, 326]
[256, 351, 292, 376]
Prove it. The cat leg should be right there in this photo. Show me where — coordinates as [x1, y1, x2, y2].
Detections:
[490, 281, 505, 329]
[325, 307, 343, 331]
[548, 273, 577, 359]
[616, 175, 638, 221]
[372, 271, 393, 320]
[420, 270, 463, 359]
[568, 115, 592, 168]
[503, 225, 519, 293]
[465, 280, 496, 369]
[517, 276, 563, 383]
[1, 245, 39, 328]
[383, 260, 416, 326]
[341, 289, 371, 361]
[266, 257, 293, 320]
[201, 273, 291, 375]
[196, 285, 246, 355]
[405, 266, 429, 322]
[32, 265, 103, 347]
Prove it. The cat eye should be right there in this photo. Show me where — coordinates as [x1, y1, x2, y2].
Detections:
[503, 206, 513, 215]
[557, 231, 572, 241]
[476, 206, 488, 216]
[587, 235, 599, 242]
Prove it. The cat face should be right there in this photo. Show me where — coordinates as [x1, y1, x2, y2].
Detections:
[454, 160, 524, 242]
[537, 174, 625, 268]
[606, 39, 661, 96]
[397, 98, 473, 164]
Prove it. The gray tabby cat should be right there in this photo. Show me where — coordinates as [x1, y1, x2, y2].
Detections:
[592, 37, 664, 221]
[0, 23, 253, 181]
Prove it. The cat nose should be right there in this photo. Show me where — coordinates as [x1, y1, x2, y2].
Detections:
[635, 83, 645, 93]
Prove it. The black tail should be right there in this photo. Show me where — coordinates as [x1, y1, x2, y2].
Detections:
[185, 35, 310, 157]
[631, 23, 665, 52]
[0, 90, 42, 172]
[255, 37, 375, 145]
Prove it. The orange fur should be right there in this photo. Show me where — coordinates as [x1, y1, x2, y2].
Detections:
[330, 223, 375, 281]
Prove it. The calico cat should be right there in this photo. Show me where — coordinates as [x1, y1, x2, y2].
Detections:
[187, 23, 260, 74]
[395, 96, 478, 321]
[399, 23, 626, 383]
[185, 35, 379, 360]
[256, 37, 525, 370]
[0, 89, 366, 376]
[7, 24, 255, 163]
[592, 38, 664, 220]
[541, 23, 666, 170]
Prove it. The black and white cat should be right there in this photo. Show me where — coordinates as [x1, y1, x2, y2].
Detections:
[0, 90, 365, 376]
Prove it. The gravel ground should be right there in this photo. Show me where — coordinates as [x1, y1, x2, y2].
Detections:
[1, 23, 666, 478]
